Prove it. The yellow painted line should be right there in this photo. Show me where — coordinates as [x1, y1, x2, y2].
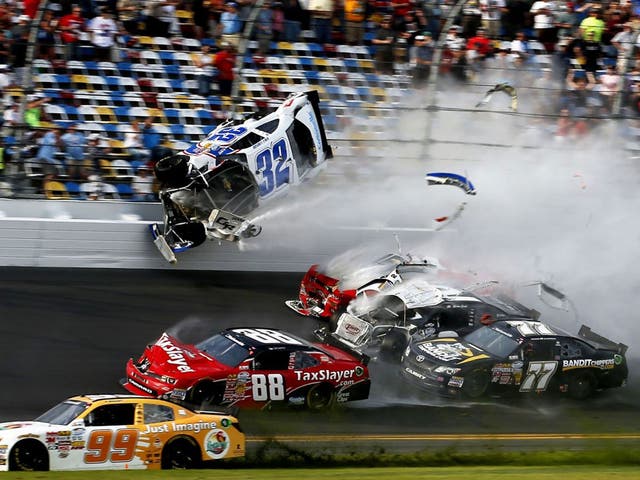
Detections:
[247, 433, 640, 443]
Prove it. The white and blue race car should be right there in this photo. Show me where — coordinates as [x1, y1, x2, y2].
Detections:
[151, 90, 333, 263]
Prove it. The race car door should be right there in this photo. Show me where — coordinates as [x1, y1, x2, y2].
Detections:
[76, 402, 144, 470]
[518, 339, 559, 393]
[250, 350, 293, 405]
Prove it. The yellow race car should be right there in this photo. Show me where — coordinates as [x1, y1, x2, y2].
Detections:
[0, 394, 245, 471]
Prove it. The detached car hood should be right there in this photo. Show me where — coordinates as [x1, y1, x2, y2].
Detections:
[412, 338, 493, 366]
[145, 333, 226, 376]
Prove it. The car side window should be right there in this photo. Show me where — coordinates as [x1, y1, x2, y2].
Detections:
[294, 351, 319, 369]
[559, 339, 583, 359]
[85, 404, 135, 427]
[253, 350, 292, 370]
[143, 404, 174, 424]
[521, 340, 556, 361]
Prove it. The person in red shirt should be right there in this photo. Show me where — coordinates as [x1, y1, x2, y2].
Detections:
[466, 27, 492, 58]
[214, 42, 236, 98]
[58, 6, 85, 60]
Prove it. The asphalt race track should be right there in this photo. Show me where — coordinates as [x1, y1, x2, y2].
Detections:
[1, 267, 639, 454]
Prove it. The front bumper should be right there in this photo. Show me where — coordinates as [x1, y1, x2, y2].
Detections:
[124, 359, 176, 398]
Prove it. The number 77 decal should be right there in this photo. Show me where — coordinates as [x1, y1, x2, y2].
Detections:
[519, 361, 558, 392]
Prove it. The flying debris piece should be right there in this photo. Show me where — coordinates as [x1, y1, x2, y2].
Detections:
[425, 172, 476, 195]
[476, 82, 518, 111]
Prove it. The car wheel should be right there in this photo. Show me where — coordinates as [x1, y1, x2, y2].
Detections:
[154, 154, 190, 188]
[379, 329, 410, 364]
[306, 384, 334, 411]
[568, 371, 595, 400]
[161, 438, 200, 469]
[9, 440, 49, 471]
[188, 381, 223, 409]
[462, 369, 490, 399]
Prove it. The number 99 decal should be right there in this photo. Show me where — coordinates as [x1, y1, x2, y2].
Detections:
[256, 139, 290, 196]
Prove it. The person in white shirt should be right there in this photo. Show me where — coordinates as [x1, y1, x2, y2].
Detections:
[132, 166, 156, 201]
[530, 0, 556, 52]
[87, 8, 119, 61]
[123, 119, 151, 163]
[479, 0, 506, 39]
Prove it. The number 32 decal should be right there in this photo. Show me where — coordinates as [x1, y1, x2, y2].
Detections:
[256, 139, 289, 196]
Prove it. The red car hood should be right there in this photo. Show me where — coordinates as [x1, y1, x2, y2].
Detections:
[144, 333, 227, 377]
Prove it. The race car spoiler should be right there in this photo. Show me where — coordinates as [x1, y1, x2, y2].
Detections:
[578, 325, 628, 355]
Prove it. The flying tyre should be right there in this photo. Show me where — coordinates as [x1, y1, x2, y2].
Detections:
[155, 154, 191, 188]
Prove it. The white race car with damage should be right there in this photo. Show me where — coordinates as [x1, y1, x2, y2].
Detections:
[151, 90, 333, 263]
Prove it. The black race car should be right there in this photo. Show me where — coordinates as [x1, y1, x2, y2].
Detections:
[401, 320, 628, 400]
[317, 279, 540, 363]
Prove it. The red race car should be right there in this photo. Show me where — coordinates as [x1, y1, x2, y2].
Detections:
[122, 328, 370, 411]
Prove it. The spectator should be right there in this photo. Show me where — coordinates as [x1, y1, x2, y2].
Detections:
[411, 31, 434, 87]
[214, 41, 236, 97]
[87, 8, 119, 62]
[530, 0, 556, 53]
[2, 102, 19, 135]
[220, 2, 242, 48]
[193, 43, 215, 96]
[555, 107, 589, 139]
[60, 124, 86, 173]
[123, 119, 152, 163]
[36, 8, 59, 61]
[255, 1, 273, 55]
[24, 94, 50, 128]
[501, 0, 529, 40]
[479, 0, 506, 39]
[58, 5, 86, 60]
[344, 0, 367, 45]
[372, 15, 395, 74]
[582, 30, 602, 72]
[466, 27, 492, 60]
[117, 0, 145, 35]
[597, 64, 622, 111]
[10, 23, 29, 87]
[309, 0, 334, 44]
[132, 166, 156, 201]
[579, 5, 605, 42]
[144, 1, 173, 36]
[612, 22, 633, 73]
[158, 0, 180, 36]
[444, 24, 465, 51]
[554, 3, 575, 43]
[509, 30, 530, 61]
[85, 133, 112, 175]
[36, 127, 64, 175]
[271, 2, 285, 42]
[282, 0, 303, 42]
[0, 63, 12, 91]
[0, 30, 11, 65]
[462, 0, 482, 38]
[142, 117, 172, 164]
[82, 174, 120, 201]
[564, 68, 597, 113]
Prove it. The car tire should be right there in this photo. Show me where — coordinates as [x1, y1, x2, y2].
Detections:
[568, 371, 596, 400]
[161, 438, 200, 469]
[9, 440, 49, 471]
[306, 383, 334, 411]
[462, 369, 490, 399]
[379, 329, 410, 364]
[188, 381, 223, 409]
[154, 154, 190, 188]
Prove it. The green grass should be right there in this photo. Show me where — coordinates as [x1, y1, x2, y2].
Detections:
[2, 465, 640, 480]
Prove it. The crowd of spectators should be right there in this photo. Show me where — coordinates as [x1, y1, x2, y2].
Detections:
[0, 0, 639, 199]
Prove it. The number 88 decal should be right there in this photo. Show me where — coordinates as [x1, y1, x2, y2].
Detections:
[251, 373, 285, 401]
[256, 139, 289, 196]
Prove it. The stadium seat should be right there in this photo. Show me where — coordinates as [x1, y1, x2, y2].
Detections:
[150, 78, 173, 93]
[118, 76, 140, 92]
[116, 182, 134, 199]
[96, 106, 117, 122]
[158, 50, 176, 66]
[44, 104, 67, 121]
[111, 159, 135, 179]
[153, 36, 172, 51]
[164, 108, 182, 125]
[44, 180, 70, 200]
[62, 105, 80, 121]
[102, 122, 121, 140]
[33, 59, 53, 74]
[83, 61, 100, 76]
[65, 181, 83, 199]
[97, 61, 118, 77]
[137, 36, 155, 50]
[163, 64, 182, 80]
[114, 106, 132, 122]
[66, 60, 86, 75]
[116, 62, 134, 77]
[86, 75, 108, 90]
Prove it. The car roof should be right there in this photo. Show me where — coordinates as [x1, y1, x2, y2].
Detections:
[489, 320, 561, 341]
[222, 327, 316, 351]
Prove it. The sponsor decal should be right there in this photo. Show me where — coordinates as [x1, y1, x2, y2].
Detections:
[17, 433, 39, 439]
[614, 354, 623, 365]
[448, 376, 464, 388]
[404, 367, 426, 380]
[562, 358, 615, 370]
[0, 459, 5, 465]
[344, 323, 361, 335]
[336, 391, 351, 403]
[355, 366, 364, 376]
[288, 396, 306, 405]
[128, 377, 155, 395]
[415, 355, 425, 363]
[294, 369, 355, 382]
[221, 418, 231, 428]
[0, 445, 7, 456]
[418, 342, 480, 362]
[0, 424, 25, 430]
[204, 429, 229, 459]
[156, 334, 196, 373]
[142, 420, 218, 435]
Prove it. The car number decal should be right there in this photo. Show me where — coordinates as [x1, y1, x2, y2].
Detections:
[83, 429, 139, 464]
[256, 139, 289, 196]
[519, 361, 558, 392]
[207, 126, 247, 143]
[251, 373, 285, 401]
[234, 328, 303, 345]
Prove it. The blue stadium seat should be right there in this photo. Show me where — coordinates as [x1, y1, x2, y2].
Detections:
[299, 57, 314, 71]
[116, 62, 134, 77]
[163, 64, 182, 80]
[159, 50, 176, 65]
[170, 79, 184, 92]
[65, 181, 83, 199]
[105, 76, 121, 91]
[102, 122, 121, 140]
[304, 71, 320, 84]
[84, 61, 99, 76]
[116, 183, 134, 199]
[53, 74, 71, 89]
[114, 106, 132, 122]
[164, 108, 182, 124]
[169, 124, 185, 140]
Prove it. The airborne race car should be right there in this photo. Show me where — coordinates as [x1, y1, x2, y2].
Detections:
[401, 320, 628, 400]
[0, 395, 244, 471]
[123, 328, 370, 411]
[317, 279, 540, 363]
[151, 90, 333, 263]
